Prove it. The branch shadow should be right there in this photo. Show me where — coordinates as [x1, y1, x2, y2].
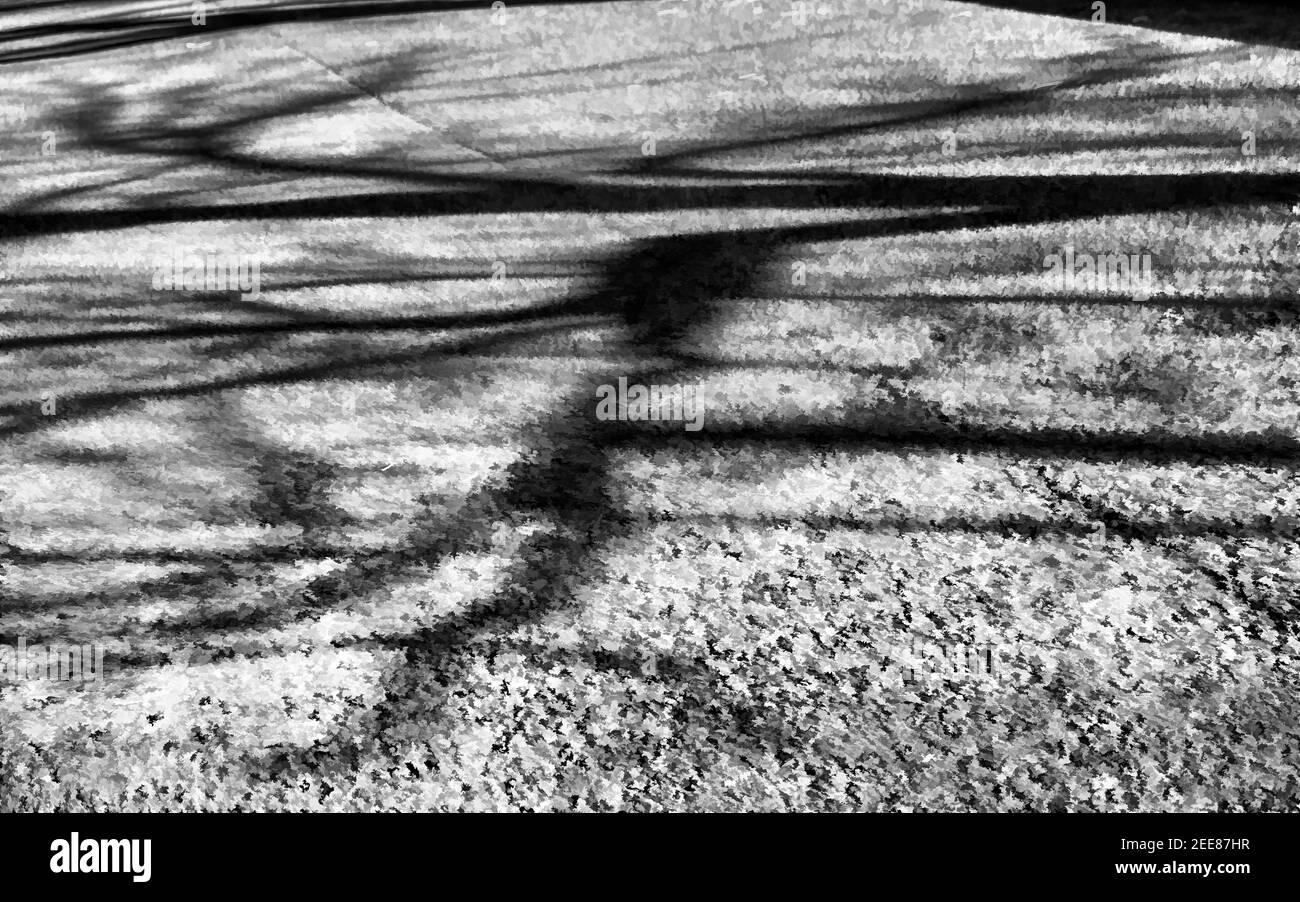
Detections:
[2, 31, 1296, 803]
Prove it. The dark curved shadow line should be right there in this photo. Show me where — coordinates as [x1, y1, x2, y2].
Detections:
[4, 170, 1297, 242]
[0, 0, 619, 65]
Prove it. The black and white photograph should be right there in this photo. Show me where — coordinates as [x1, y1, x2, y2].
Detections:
[0, 0, 1294, 883]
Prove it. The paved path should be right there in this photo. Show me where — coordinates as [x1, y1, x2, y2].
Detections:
[0, 0, 1297, 810]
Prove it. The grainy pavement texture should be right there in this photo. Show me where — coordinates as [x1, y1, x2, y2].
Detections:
[0, 0, 1297, 811]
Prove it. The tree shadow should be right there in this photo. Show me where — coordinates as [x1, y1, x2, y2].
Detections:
[1, 27, 1296, 804]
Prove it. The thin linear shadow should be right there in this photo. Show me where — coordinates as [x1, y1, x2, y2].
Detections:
[0, 0, 617, 65]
